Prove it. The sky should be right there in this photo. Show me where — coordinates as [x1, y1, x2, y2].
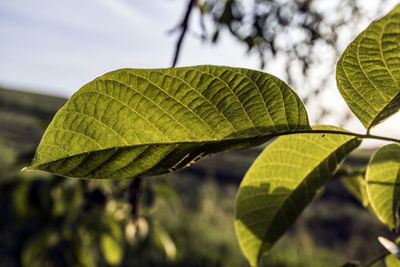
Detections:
[0, 0, 399, 147]
[0, 0, 261, 96]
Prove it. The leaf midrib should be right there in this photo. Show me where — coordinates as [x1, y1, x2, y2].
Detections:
[31, 133, 276, 168]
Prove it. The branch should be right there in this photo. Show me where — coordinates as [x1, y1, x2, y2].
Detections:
[271, 129, 400, 144]
[128, 177, 143, 220]
[171, 0, 197, 67]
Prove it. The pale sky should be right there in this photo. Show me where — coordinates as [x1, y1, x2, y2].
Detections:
[0, 0, 261, 96]
[0, 0, 399, 147]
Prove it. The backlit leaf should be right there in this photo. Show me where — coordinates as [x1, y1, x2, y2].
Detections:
[336, 5, 400, 129]
[235, 126, 361, 267]
[366, 144, 400, 230]
[386, 254, 400, 267]
[26, 65, 309, 179]
[153, 221, 177, 261]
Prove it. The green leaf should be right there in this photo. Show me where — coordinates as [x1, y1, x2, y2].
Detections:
[366, 144, 400, 230]
[386, 254, 400, 267]
[153, 221, 177, 261]
[336, 4, 400, 129]
[22, 231, 59, 267]
[26, 65, 309, 179]
[235, 125, 361, 267]
[341, 172, 369, 207]
[100, 234, 123, 266]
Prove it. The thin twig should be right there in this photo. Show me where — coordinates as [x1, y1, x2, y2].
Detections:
[171, 0, 197, 67]
[271, 129, 400, 144]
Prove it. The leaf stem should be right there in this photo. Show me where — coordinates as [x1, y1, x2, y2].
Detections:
[274, 129, 400, 144]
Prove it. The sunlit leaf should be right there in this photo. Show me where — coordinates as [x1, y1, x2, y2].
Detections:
[235, 126, 361, 267]
[336, 4, 400, 129]
[366, 144, 400, 230]
[14, 183, 31, 218]
[153, 221, 177, 261]
[76, 228, 96, 267]
[386, 254, 400, 267]
[25, 65, 309, 179]
[100, 234, 123, 266]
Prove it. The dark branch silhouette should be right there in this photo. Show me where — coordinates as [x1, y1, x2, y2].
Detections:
[170, 0, 388, 125]
[128, 177, 143, 220]
[171, 0, 197, 67]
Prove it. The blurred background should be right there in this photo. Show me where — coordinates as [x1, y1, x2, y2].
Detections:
[1, 0, 400, 266]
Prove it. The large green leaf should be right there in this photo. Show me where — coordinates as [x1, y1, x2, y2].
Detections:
[366, 144, 400, 230]
[235, 126, 361, 267]
[336, 4, 400, 129]
[25, 65, 309, 179]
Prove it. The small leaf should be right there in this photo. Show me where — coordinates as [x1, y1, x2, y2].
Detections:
[153, 221, 177, 261]
[22, 231, 59, 267]
[235, 126, 361, 267]
[26, 65, 309, 179]
[100, 234, 123, 266]
[366, 144, 400, 230]
[336, 4, 400, 129]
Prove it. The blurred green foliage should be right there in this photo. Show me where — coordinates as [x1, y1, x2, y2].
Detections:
[0, 87, 396, 266]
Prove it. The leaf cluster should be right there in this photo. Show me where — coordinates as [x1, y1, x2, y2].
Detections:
[26, 4, 400, 266]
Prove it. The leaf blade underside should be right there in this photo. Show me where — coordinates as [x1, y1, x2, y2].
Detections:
[27, 65, 310, 179]
[336, 4, 400, 129]
[366, 143, 400, 230]
[235, 126, 361, 267]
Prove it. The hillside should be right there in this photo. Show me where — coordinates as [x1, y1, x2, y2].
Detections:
[0, 87, 66, 155]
